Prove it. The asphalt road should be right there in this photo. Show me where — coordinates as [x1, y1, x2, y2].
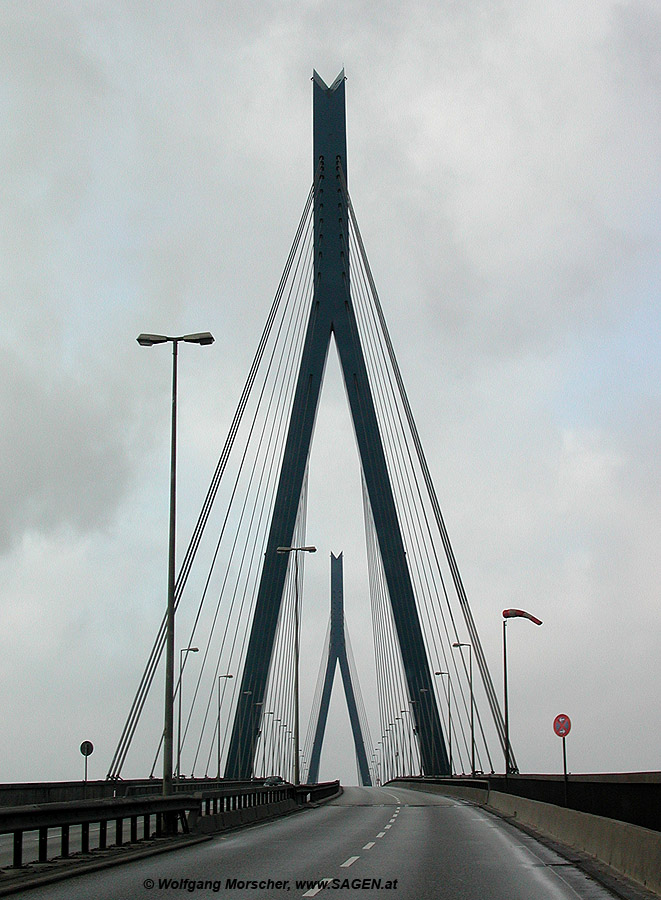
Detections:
[16, 786, 619, 899]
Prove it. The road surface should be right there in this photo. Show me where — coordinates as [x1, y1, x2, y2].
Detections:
[16, 785, 619, 899]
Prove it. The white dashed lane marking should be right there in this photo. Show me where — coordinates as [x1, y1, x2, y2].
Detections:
[363, 841, 375, 850]
[341, 856, 360, 868]
[302, 879, 332, 897]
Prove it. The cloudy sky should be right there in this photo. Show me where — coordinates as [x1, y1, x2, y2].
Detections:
[0, 1, 659, 786]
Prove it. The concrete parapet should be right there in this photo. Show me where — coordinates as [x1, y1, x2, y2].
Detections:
[395, 780, 661, 896]
[486, 791, 661, 896]
[395, 780, 489, 805]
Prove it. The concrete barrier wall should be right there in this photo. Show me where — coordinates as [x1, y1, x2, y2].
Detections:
[395, 781, 489, 805]
[486, 791, 661, 896]
[395, 780, 661, 896]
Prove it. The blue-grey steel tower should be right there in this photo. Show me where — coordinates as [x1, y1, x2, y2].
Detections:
[308, 553, 371, 786]
[225, 71, 449, 779]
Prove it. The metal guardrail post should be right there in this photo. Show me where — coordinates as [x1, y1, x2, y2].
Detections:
[13, 830, 22, 868]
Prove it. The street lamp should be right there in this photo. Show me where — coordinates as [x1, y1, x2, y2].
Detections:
[408, 699, 422, 776]
[262, 711, 274, 777]
[138, 331, 213, 800]
[502, 608, 542, 777]
[435, 671, 452, 776]
[401, 709, 414, 775]
[453, 642, 474, 777]
[276, 545, 316, 785]
[253, 701, 264, 779]
[217, 673, 234, 779]
[177, 646, 198, 779]
[242, 690, 252, 778]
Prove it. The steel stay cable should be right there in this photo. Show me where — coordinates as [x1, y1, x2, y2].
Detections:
[107, 180, 317, 779]
[208, 286, 313, 776]
[186, 218, 315, 773]
[151, 198, 315, 778]
[348, 220, 444, 770]
[347, 202, 489, 775]
[344, 180, 501, 772]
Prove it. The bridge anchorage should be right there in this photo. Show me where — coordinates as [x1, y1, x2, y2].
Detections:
[108, 70, 512, 786]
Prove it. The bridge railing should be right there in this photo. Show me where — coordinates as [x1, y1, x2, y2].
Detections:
[0, 780, 340, 869]
[0, 794, 200, 869]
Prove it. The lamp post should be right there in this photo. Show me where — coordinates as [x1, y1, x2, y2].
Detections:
[276, 545, 316, 786]
[217, 673, 234, 779]
[272, 718, 281, 775]
[502, 608, 542, 777]
[262, 711, 273, 777]
[453, 642, 474, 777]
[253, 701, 263, 779]
[242, 690, 252, 778]
[401, 709, 414, 776]
[419, 687, 432, 774]
[435, 671, 452, 776]
[408, 699, 422, 776]
[177, 646, 198, 779]
[137, 331, 214, 800]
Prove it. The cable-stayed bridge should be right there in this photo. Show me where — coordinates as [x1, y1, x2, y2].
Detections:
[106, 70, 509, 788]
[3, 71, 661, 900]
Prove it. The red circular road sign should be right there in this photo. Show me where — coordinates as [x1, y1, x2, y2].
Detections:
[80, 740, 94, 757]
[553, 714, 571, 737]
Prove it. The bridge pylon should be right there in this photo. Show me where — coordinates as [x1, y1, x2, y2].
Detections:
[224, 70, 449, 780]
[308, 553, 372, 786]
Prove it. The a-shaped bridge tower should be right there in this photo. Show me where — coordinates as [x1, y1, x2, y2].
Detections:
[307, 553, 372, 786]
[224, 71, 450, 778]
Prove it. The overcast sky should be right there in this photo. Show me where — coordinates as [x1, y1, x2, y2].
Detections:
[0, 1, 659, 786]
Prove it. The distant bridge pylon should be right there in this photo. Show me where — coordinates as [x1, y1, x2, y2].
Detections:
[305, 553, 372, 786]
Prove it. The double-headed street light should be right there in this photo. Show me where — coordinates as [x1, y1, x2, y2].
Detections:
[137, 331, 214, 800]
[502, 608, 542, 777]
[276, 545, 316, 785]
[452, 642, 474, 776]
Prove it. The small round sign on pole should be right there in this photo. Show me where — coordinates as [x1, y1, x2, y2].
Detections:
[80, 741, 94, 796]
[553, 715, 571, 805]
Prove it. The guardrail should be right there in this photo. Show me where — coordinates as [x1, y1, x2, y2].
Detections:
[0, 780, 340, 869]
[0, 795, 200, 869]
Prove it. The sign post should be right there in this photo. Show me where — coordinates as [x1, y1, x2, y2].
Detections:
[552, 714, 571, 806]
[80, 740, 94, 798]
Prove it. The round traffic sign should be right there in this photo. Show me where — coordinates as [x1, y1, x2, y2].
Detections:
[553, 714, 571, 737]
[80, 740, 94, 757]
